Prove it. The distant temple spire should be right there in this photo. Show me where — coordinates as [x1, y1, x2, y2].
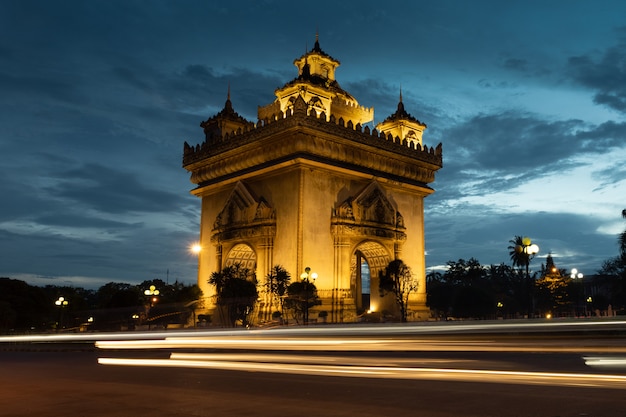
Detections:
[313, 30, 321, 52]
[224, 82, 233, 111]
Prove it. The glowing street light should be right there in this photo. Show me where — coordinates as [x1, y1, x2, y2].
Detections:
[55, 297, 68, 307]
[144, 285, 160, 297]
[144, 285, 160, 307]
[570, 268, 583, 279]
[190, 243, 202, 254]
[54, 297, 69, 331]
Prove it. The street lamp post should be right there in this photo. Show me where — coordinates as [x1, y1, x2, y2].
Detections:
[144, 285, 160, 329]
[300, 267, 318, 325]
[515, 237, 539, 317]
[144, 285, 160, 306]
[190, 243, 202, 328]
[570, 268, 584, 317]
[54, 296, 69, 331]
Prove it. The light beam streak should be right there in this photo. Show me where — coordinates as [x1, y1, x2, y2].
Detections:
[97, 354, 626, 389]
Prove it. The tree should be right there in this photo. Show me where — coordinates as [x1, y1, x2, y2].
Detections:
[508, 235, 539, 317]
[264, 265, 291, 321]
[596, 257, 626, 312]
[426, 270, 451, 318]
[379, 259, 419, 322]
[0, 278, 48, 333]
[485, 263, 527, 318]
[433, 259, 496, 319]
[285, 280, 320, 325]
[535, 254, 572, 316]
[96, 282, 142, 309]
[508, 236, 529, 269]
[209, 265, 240, 298]
[135, 279, 203, 328]
[220, 278, 258, 327]
[209, 263, 258, 327]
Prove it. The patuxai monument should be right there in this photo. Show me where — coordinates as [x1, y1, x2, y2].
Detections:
[183, 37, 443, 323]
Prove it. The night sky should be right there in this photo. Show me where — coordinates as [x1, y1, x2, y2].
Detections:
[1, 1, 625, 289]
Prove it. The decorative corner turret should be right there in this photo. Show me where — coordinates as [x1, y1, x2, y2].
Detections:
[293, 33, 341, 81]
[376, 90, 427, 148]
[200, 86, 254, 143]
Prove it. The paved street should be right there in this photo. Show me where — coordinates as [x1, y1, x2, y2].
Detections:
[3, 321, 626, 417]
[2, 349, 626, 417]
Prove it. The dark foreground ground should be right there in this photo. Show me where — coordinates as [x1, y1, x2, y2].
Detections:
[1, 346, 626, 417]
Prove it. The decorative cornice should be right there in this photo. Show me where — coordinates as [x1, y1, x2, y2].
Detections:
[211, 223, 276, 244]
[330, 222, 407, 241]
[183, 109, 442, 189]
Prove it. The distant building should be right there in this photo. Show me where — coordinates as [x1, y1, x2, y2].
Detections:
[183, 37, 443, 322]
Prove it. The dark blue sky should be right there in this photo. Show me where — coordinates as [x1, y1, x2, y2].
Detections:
[1, 0, 625, 288]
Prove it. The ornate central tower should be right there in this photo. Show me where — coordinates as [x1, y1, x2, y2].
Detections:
[183, 38, 442, 322]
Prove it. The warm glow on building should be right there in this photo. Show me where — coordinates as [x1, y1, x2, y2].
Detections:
[183, 37, 442, 323]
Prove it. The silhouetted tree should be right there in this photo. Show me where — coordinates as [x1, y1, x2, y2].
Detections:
[379, 259, 418, 322]
[596, 257, 626, 312]
[426, 270, 451, 318]
[508, 236, 540, 316]
[428, 260, 532, 319]
[0, 278, 48, 333]
[535, 254, 571, 317]
[209, 263, 258, 327]
[508, 236, 529, 269]
[485, 263, 527, 318]
[265, 265, 291, 321]
[439, 259, 494, 319]
[220, 277, 258, 327]
[285, 280, 320, 324]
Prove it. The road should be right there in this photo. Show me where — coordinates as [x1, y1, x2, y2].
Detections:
[2, 320, 626, 417]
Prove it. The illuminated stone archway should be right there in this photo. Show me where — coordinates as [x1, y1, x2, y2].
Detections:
[351, 241, 392, 315]
[184, 38, 442, 322]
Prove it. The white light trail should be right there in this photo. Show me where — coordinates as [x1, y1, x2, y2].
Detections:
[2, 319, 626, 343]
[97, 354, 626, 389]
[584, 357, 626, 367]
[94, 336, 626, 353]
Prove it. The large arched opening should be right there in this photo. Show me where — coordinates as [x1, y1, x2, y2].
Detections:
[351, 241, 392, 315]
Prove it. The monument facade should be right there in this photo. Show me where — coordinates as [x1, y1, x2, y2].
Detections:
[183, 38, 443, 322]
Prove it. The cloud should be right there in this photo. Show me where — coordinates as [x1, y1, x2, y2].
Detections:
[44, 163, 187, 215]
[425, 209, 616, 274]
[503, 58, 528, 72]
[432, 110, 626, 202]
[567, 29, 626, 114]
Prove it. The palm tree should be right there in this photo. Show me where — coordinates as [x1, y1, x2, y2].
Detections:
[265, 265, 291, 321]
[508, 236, 529, 269]
[208, 263, 257, 326]
[508, 235, 539, 317]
